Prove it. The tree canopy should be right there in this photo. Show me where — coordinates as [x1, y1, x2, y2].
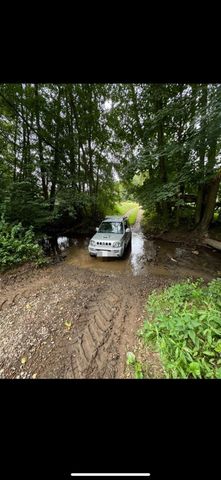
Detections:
[1, 83, 221, 236]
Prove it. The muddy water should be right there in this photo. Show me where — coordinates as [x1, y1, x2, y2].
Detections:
[66, 237, 132, 274]
[60, 230, 221, 281]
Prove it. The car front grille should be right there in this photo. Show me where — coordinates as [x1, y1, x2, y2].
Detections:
[97, 241, 112, 246]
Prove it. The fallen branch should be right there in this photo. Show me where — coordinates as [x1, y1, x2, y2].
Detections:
[203, 237, 221, 251]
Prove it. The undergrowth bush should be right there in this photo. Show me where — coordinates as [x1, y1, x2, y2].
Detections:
[0, 218, 45, 270]
[141, 209, 170, 234]
[140, 278, 221, 379]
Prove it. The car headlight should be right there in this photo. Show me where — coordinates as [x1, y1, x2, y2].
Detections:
[113, 241, 122, 247]
[90, 240, 96, 246]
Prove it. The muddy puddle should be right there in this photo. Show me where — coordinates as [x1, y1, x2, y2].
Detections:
[58, 230, 221, 281]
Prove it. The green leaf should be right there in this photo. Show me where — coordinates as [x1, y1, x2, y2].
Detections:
[135, 364, 144, 379]
[215, 367, 221, 379]
[188, 362, 201, 377]
[126, 352, 136, 365]
[188, 330, 196, 344]
[215, 340, 221, 353]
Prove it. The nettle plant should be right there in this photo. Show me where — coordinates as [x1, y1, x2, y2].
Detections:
[139, 279, 221, 379]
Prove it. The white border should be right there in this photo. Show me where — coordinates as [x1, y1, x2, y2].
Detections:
[70, 474, 151, 477]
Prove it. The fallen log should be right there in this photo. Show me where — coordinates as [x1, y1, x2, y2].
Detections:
[203, 237, 221, 251]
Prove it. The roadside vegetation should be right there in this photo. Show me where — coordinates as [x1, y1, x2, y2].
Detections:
[126, 352, 144, 379]
[136, 279, 221, 379]
[111, 84, 221, 243]
[0, 218, 45, 271]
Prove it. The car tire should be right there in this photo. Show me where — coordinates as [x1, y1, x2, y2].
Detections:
[126, 237, 131, 248]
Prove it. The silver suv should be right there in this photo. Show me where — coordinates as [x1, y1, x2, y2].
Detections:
[88, 216, 131, 258]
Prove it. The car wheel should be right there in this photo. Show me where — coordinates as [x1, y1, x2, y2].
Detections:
[126, 237, 131, 248]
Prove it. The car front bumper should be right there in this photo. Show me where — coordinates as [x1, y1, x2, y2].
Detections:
[88, 245, 124, 257]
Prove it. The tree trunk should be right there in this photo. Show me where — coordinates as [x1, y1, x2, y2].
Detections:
[20, 87, 27, 180]
[130, 84, 144, 141]
[66, 86, 78, 191]
[13, 116, 18, 182]
[195, 85, 207, 225]
[154, 87, 169, 220]
[195, 186, 204, 224]
[197, 171, 221, 234]
[50, 87, 62, 211]
[35, 84, 48, 200]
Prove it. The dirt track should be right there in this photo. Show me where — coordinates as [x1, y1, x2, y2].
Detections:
[0, 211, 170, 379]
[0, 261, 169, 379]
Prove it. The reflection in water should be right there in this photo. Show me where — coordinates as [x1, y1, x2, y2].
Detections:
[130, 233, 157, 275]
[130, 232, 145, 275]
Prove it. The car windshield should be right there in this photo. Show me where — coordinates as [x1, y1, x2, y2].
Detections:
[98, 222, 123, 234]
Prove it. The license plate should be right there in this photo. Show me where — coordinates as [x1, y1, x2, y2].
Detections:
[97, 251, 109, 257]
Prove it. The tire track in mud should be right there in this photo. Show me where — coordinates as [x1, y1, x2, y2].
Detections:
[0, 264, 156, 379]
[69, 281, 127, 378]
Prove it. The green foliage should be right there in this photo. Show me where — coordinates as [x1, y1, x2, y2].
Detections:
[114, 181, 132, 201]
[141, 208, 170, 234]
[139, 278, 221, 378]
[3, 181, 50, 229]
[109, 83, 221, 232]
[0, 218, 45, 270]
[0, 83, 117, 235]
[126, 352, 144, 379]
[1, 83, 221, 236]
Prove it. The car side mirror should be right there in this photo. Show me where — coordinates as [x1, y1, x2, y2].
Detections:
[126, 228, 130, 233]
[96, 227, 99, 232]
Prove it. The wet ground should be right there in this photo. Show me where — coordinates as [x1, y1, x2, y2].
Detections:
[62, 213, 221, 282]
[0, 208, 220, 379]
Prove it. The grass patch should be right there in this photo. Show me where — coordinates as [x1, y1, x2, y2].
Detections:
[107, 201, 139, 216]
[106, 201, 140, 225]
[139, 278, 221, 379]
[115, 201, 139, 215]
[127, 206, 139, 225]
